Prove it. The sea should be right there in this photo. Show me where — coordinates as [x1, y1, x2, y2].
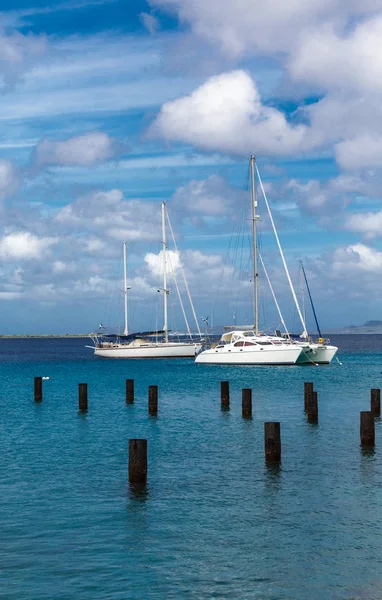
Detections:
[1, 334, 382, 600]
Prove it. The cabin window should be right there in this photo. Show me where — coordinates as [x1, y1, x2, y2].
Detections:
[234, 341, 245, 347]
[244, 341, 257, 346]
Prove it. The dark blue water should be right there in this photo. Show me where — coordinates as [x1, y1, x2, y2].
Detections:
[1, 335, 382, 599]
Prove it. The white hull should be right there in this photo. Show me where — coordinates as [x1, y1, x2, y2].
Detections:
[195, 345, 302, 365]
[94, 341, 202, 358]
[296, 344, 338, 365]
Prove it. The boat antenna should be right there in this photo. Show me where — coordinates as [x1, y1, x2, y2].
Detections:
[161, 202, 169, 343]
[300, 260, 322, 337]
[123, 242, 131, 336]
[250, 155, 259, 335]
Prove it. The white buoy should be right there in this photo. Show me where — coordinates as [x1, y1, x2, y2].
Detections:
[42, 377, 50, 380]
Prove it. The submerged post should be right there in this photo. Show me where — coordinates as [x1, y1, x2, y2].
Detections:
[264, 422, 281, 461]
[128, 439, 147, 483]
[221, 381, 230, 410]
[371, 389, 381, 417]
[360, 411, 375, 446]
[148, 385, 158, 416]
[242, 388, 252, 418]
[34, 377, 43, 402]
[126, 379, 134, 404]
[78, 383, 88, 411]
[304, 382, 314, 411]
[307, 390, 318, 423]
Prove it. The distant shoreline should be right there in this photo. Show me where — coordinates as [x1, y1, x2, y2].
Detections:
[0, 334, 91, 338]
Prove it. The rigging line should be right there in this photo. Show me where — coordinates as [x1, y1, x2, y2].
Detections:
[259, 253, 289, 336]
[165, 246, 192, 339]
[165, 208, 201, 336]
[256, 164, 308, 338]
[300, 260, 322, 337]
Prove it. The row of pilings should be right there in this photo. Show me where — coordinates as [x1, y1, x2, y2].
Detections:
[33, 377, 381, 484]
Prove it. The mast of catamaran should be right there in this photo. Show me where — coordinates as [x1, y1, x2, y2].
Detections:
[161, 202, 169, 343]
[250, 155, 259, 335]
[123, 242, 129, 336]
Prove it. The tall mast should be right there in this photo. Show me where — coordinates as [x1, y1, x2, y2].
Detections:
[250, 155, 259, 335]
[161, 202, 168, 343]
[123, 242, 129, 336]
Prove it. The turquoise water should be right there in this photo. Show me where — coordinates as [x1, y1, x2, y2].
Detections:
[1, 336, 382, 599]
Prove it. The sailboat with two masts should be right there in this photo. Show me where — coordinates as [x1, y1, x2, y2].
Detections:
[90, 202, 203, 358]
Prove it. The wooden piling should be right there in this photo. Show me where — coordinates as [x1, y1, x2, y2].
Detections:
[264, 422, 281, 461]
[242, 388, 252, 418]
[148, 385, 158, 416]
[126, 379, 134, 404]
[360, 411, 375, 446]
[221, 381, 230, 409]
[307, 390, 318, 423]
[128, 439, 147, 483]
[371, 388, 381, 417]
[304, 382, 314, 411]
[34, 377, 43, 402]
[78, 383, 88, 411]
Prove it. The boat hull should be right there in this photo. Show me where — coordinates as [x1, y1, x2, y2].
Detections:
[296, 344, 338, 365]
[94, 342, 202, 358]
[195, 345, 302, 365]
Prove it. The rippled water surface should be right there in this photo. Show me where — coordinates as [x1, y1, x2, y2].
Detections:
[1, 335, 382, 599]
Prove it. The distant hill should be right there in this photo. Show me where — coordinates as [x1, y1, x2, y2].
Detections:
[327, 321, 382, 334]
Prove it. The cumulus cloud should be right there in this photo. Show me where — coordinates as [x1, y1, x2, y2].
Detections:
[172, 175, 237, 216]
[0, 231, 58, 261]
[344, 211, 382, 240]
[0, 160, 20, 198]
[31, 131, 125, 168]
[55, 189, 161, 242]
[149, 70, 308, 156]
[145, 249, 180, 276]
[331, 243, 382, 275]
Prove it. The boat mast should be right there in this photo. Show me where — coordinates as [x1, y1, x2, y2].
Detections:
[123, 242, 129, 336]
[250, 155, 259, 335]
[161, 202, 169, 343]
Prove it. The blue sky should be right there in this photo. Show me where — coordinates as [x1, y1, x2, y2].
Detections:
[0, 0, 382, 334]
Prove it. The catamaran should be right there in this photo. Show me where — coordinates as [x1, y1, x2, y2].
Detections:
[195, 156, 303, 366]
[89, 203, 203, 358]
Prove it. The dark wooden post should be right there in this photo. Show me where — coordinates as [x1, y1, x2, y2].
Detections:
[242, 388, 252, 418]
[360, 411, 375, 446]
[221, 381, 230, 409]
[128, 439, 147, 483]
[148, 385, 158, 416]
[264, 422, 281, 461]
[126, 379, 134, 404]
[304, 382, 314, 411]
[307, 390, 318, 423]
[371, 389, 381, 417]
[78, 383, 88, 411]
[34, 377, 43, 402]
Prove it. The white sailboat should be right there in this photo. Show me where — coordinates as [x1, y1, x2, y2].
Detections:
[254, 166, 338, 365]
[195, 156, 303, 366]
[90, 203, 203, 359]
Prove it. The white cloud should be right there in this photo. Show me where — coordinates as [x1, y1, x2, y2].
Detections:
[149, 70, 308, 156]
[172, 175, 237, 216]
[344, 211, 382, 240]
[0, 159, 20, 198]
[331, 243, 382, 275]
[0, 231, 58, 261]
[32, 131, 124, 168]
[55, 189, 161, 241]
[335, 134, 382, 170]
[145, 249, 180, 276]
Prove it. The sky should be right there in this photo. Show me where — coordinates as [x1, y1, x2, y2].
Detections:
[0, 0, 382, 334]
